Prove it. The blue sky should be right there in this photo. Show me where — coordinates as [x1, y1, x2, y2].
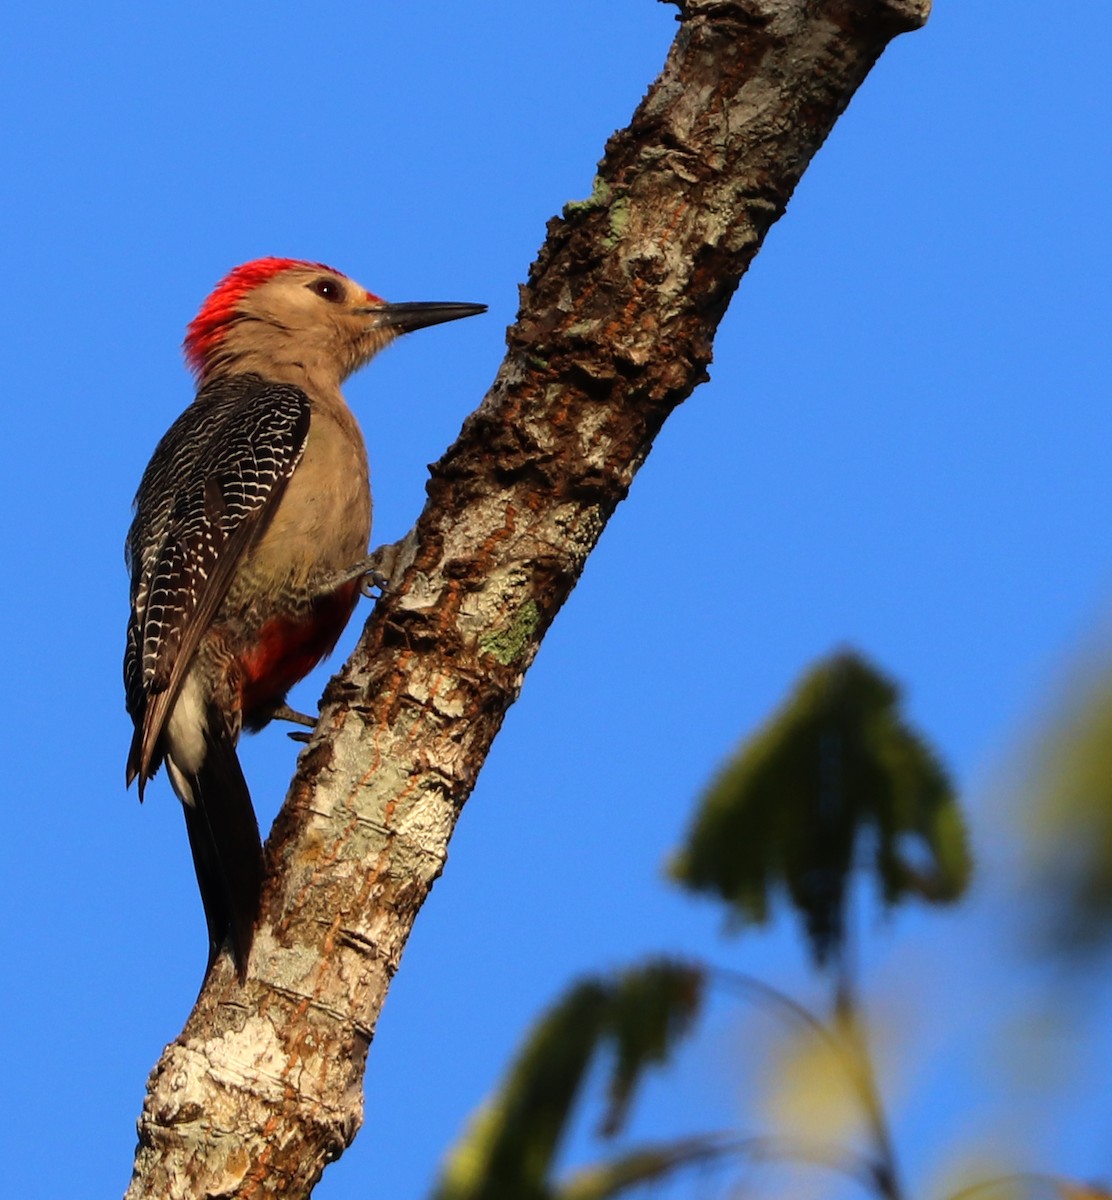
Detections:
[2, 2, 1110, 1197]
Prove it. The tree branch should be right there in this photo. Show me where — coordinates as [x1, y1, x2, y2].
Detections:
[126, 0, 930, 1194]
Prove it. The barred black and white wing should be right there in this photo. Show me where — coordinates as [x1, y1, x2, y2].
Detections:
[124, 374, 310, 792]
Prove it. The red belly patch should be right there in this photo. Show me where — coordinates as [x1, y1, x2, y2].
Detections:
[238, 580, 361, 722]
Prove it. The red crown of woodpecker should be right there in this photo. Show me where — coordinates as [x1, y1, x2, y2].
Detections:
[183, 257, 347, 375]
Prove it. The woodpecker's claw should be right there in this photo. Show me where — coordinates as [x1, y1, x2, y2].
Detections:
[318, 543, 398, 600]
[361, 539, 404, 596]
[360, 568, 390, 599]
[272, 703, 316, 729]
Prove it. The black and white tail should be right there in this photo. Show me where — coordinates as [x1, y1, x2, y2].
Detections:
[168, 716, 263, 982]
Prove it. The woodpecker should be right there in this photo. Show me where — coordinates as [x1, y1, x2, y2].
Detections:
[124, 257, 484, 980]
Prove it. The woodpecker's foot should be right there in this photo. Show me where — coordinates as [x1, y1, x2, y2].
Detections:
[360, 568, 390, 599]
[363, 540, 403, 595]
[320, 542, 400, 599]
[272, 703, 316, 744]
[272, 703, 316, 728]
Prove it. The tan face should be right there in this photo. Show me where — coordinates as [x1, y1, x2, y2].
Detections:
[233, 266, 397, 383]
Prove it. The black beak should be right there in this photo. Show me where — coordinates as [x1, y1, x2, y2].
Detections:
[361, 301, 487, 333]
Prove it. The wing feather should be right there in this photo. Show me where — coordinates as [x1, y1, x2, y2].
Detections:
[124, 375, 310, 790]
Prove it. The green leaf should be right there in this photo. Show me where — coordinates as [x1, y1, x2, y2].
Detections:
[1025, 671, 1112, 958]
[556, 1135, 738, 1200]
[431, 962, 705, 1200]
[601, 961, 703, 1136]
[432, 981, 608, 1200]
[669, 651, 970, 963]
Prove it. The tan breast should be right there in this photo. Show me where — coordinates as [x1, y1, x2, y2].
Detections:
[247, 397, 372, 593]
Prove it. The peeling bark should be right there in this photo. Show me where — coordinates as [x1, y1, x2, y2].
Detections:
[126, 0, 930, 1195]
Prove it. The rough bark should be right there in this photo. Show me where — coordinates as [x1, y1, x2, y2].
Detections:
[126, 0, 930, 1195]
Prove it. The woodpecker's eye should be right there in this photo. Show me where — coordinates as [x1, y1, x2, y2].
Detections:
[308, 277, 345, 303]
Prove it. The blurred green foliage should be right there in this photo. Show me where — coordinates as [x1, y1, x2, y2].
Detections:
[670, 652, 971, 963]
[1026, 670, 1112, 957]
[425, 650, 1112, 1200]
[431, 961, 703, 1200]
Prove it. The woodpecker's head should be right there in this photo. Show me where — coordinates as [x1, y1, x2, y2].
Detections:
[184, 257, 485, 388]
